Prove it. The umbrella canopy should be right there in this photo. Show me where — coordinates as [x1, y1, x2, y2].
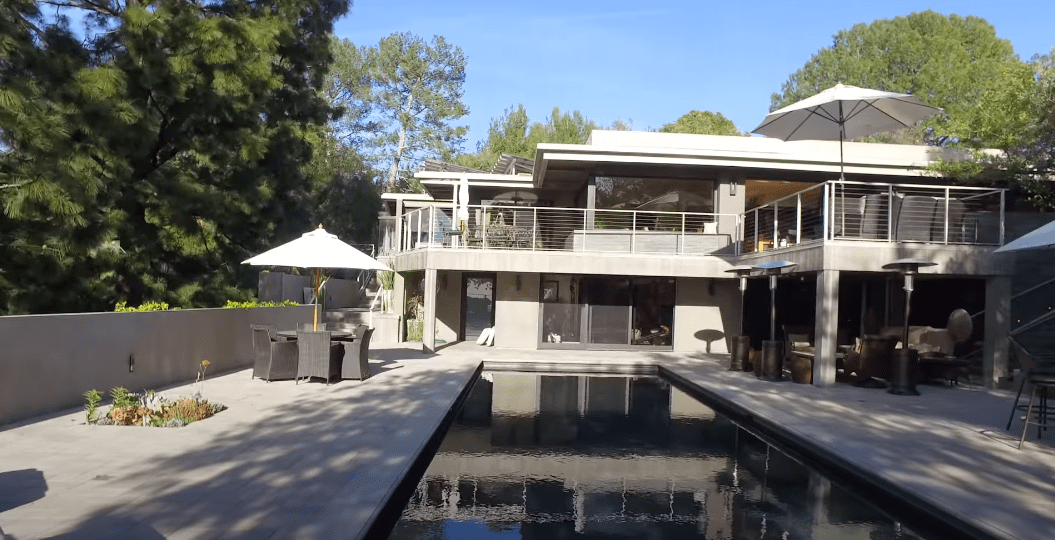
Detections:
[752, 83, 942, 179]
[994, 219, 1055, 253]
[243, 227, 389, 330]
[242, 228, 389, 270]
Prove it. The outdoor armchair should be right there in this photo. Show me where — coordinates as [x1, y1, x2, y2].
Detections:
[341, 325, 374, 380]
[296, 330, 343, 384]
[251, 325, 298, 381]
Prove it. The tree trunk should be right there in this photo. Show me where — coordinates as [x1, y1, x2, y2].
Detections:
[387, 93, 414, 191]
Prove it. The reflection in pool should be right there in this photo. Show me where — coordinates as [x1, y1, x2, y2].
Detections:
[388, 373, 929, 539]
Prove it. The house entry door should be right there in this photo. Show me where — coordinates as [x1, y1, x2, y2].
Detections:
[462, 273, 496, 341]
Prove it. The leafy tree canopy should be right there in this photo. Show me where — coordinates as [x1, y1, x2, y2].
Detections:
[933, 49, 1055, 208]
[0, 0, 349, 314]
[326, 33, 469, 192]
[771, 11, 1025, 146]
[659, 110, 743, 136]
[455, 105, 602, 172]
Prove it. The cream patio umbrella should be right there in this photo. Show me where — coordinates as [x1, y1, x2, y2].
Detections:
[752, 83, 942, 180]
[243, 227, 390, 330]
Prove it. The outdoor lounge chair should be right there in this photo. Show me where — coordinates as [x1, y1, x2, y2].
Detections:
[251, 325, 299, 381]
[296, 330, 343, 384]
[341, 325, 374, 380]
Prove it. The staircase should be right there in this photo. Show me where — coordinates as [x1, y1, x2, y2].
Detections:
[324, 270, 383, 332]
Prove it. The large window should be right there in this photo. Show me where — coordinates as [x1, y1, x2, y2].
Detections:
[540, 274, 675, 349]
[595, 177, 715, 213]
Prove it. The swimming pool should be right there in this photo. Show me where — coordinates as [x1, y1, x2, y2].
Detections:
[387, 372, 935, 539]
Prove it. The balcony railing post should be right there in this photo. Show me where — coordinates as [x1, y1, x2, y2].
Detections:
[753, 208, 759, 253]
[1000, 189, 1006, 245]
[631, 211, 637, 254]
[482, 207, 488, 249]
[736, 214, 743, 256]
[773, 201, 779, 249]
[582, 210, 587, 252]
[823, 182, 830, 241]
[796, 194, 802, 246]
[532, 208, 537, 251]
[416, 210, 422, 250]
[886, 185, 893, 242]
[949, 186, 957, 243]
[429, 207, 435, 248]
[681, 213, 686, 254]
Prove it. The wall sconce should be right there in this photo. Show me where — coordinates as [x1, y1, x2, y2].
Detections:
[515, 275, 522, 291]
[440, 274, 447, 290]
[729, 181, 737, 196]
[707, 279, 716, 296]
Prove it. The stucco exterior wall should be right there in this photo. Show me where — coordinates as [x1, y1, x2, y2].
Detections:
[435, 270, 463, 343]
[494, 272, 541, 349]
[0, 306, 312, 425]
[673, 277, 739, 354]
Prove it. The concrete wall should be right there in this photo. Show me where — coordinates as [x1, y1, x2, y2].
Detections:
[494, 272, 541, 349]
[673, 277, 739, 354]
[0, 306, 312, 425]
[435, 270, 463, 343]
[258, 272, 364, 308]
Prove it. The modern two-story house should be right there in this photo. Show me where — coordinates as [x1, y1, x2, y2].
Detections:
[378, 130, 1015, 387]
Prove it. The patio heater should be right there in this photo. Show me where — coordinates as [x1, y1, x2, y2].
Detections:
[882, 258, 937, 396]
[724, 265, 756, 372]
[753, 260, 798, 381]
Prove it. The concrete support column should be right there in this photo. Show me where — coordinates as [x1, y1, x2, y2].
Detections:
[983, 276, 1012, 388]
[422, 268, 438, 353]
[813, 270, 840, 387]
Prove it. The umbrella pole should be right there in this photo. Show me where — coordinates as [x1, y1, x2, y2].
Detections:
[313, 268, 320, 331]
[838, 103, 846, 181]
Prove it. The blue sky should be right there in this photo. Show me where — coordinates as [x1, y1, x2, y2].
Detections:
[333, 1, 1055, 151]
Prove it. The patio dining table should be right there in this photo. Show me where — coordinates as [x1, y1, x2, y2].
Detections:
[277, 330, 352, 340]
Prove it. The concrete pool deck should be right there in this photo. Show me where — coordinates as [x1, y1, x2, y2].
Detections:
[0, 342, 1052, 539]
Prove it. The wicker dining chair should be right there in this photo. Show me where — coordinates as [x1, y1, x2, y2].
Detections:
[250, 325, 298, 381]
[296, 330, 343, 384]
[341, 326, 374, 380]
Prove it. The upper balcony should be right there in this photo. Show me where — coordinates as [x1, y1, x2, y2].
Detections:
[740, 180, 1005, 254]
[384, 205, 740, 257]
[379, 179, 1007, 276]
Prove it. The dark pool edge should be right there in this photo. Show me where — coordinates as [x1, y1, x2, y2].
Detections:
[358, 361, 485, 540]
[659, 365, 1010, 540]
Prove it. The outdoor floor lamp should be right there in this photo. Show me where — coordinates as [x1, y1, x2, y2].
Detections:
[753, 260, 798, 381]
[882, 258, 937, 395]
[725, 265, 756, 371]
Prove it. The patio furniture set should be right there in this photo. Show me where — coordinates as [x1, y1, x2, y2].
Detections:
[250, 323, 374, 384]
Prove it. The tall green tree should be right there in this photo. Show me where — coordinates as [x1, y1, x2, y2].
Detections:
[659, 110, 743, 136]
[771, 11, 1026, 146]
[0, 0, 348, 314]
[935, 50, 1055, 208]
[326, 33, 469, 192]
[455, 105, 600, 171]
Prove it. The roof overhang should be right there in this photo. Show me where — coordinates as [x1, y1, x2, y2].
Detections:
[534, 130, 963, 191]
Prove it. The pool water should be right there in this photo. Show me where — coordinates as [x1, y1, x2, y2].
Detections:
[388, 373, 930, 539]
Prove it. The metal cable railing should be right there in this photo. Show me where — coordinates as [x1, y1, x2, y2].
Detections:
[398, 205, 740, 256]
[740, 181, 1005, 254]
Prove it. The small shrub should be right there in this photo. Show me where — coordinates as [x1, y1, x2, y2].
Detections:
[98, 387, 224, 427]
[114, 301, 179, 312]
[84, 389, 102, 424]
[223, 300, 300, 309]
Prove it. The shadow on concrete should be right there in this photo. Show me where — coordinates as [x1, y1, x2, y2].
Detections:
[0, 469, 46, 513]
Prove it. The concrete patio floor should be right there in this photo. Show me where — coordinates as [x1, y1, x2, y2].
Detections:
[1, 342, 1053, 540]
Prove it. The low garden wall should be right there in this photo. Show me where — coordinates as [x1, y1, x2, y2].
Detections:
[0, 306, 312, 426]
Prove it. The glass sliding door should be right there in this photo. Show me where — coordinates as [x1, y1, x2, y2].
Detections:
[540, 274, 675, 349]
